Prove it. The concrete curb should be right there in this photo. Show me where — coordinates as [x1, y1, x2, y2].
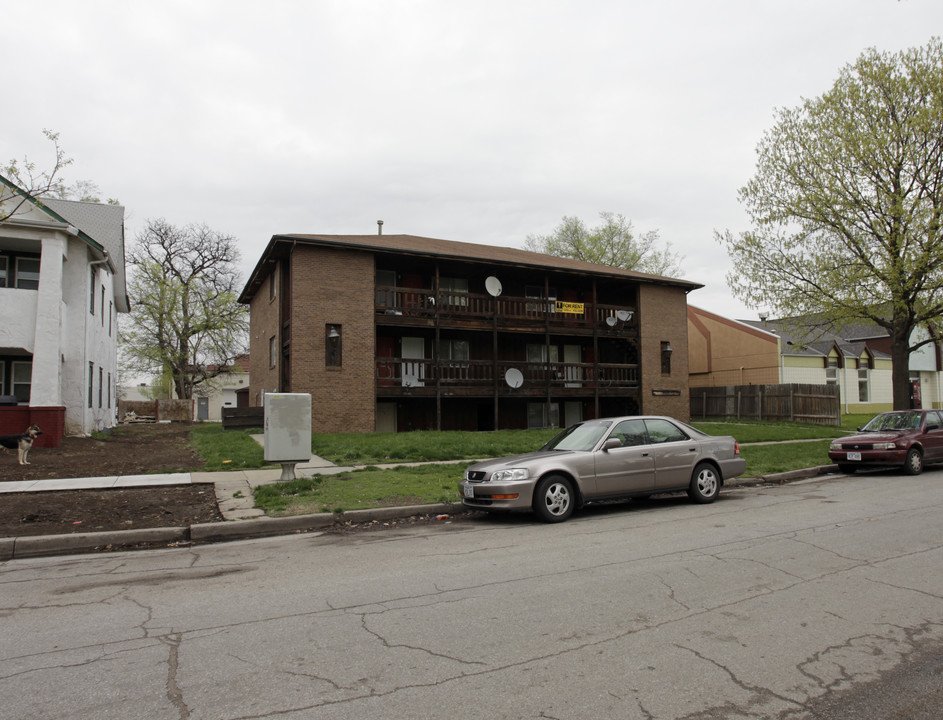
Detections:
[2, 469, 844, 560]
[3, 503, 466, 560]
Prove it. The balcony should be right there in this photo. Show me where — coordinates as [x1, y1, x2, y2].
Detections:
[375, 285, 636, 333]
[375, 357, 639, 397]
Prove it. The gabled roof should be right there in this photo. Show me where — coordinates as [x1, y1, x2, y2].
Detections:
[240, 233, 703, 303]
[740, 317, 891, 360]
[43, 197, 129, 313]
[0, 175, 129, 312]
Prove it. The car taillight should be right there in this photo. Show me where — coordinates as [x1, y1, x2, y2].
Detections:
[734, 441, 740, 455]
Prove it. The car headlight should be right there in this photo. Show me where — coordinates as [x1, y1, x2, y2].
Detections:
[490, 468, 529, 483]
[872, 442, 896, 450]
[830, 441, 840, 450]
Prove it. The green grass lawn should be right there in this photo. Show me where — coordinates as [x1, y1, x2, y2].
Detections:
[190, 416, 857, 517]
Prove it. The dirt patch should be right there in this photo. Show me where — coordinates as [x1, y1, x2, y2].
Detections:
[1, 423, 223, 537]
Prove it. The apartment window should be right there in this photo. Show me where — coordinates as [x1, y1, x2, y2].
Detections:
[270, 271, 277, 301]
[269, 336, 277, 368]
[98, 367, 103, 408]
[858, 358, 870, 403]
[527, 402, 559, 429]
[440, 277, 469, 306]
[90, 267, 96, 313]
[0, 361, 5, 395]
[525, 285, 557, 313]
[101, 286, 106, 326]
[326, 325, 342, 367]
[12, 361, 32, 402]
[108, 372, 112, 408]
[109, 302, 113, 336]
[15, 257, 40, 290]
[0, 256, 7, 287]
[88, 362, 94, 408]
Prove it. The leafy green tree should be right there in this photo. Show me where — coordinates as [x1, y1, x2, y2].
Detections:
[719, 39, 943, 409]
[525, 212, 683, 277]
[121, 219, 249, 401]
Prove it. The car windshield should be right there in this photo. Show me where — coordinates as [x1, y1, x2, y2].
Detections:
[862, 412, 923, 432]
[542, 421, 612, 452]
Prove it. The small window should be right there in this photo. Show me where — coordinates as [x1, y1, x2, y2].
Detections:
[101, 286, 106, 326]
[269, 336, 277, 368]
[0, 360, 5, 395]
[88, 362, 94, 408]
[825, 357, 839, 385]
[90, 267, 96, 313]
[660, 341, 673, 375]
[12, 361, 32, 402]
[0, 256, 7, 287]
[270, 271, 277, 301]
[98, 367, 103, 408]
[858, 359, 870, 403]
[16, 257, 40, 290]
[326, 325, 342, 367]
[108, 372, 112, 409]
[109, 302, 113, 336]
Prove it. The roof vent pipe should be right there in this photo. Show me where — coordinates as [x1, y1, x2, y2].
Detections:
[377, 220, 384, 236]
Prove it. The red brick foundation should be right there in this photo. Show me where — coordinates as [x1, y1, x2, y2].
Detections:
[0, 407, 66, 448]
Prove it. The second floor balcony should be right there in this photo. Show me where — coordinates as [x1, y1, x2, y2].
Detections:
[375, 285, 637, 333]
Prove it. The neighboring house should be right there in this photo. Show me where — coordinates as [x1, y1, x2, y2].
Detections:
[238, 232, 701, 434]
[194, 353, 250, 421]
[688, 306, 943, 413]
[118, 354, 250, 422]
[0, 177, 128, 445]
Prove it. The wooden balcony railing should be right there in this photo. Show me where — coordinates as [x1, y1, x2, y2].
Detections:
[375, 286, 636, 330]
[376, 358, 639, 390]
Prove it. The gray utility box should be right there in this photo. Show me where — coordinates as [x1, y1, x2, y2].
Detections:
[264, 393, 312, 463]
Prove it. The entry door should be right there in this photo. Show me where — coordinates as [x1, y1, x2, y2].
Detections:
[197, 397, 209, 421]
[402, 337, 425, 387]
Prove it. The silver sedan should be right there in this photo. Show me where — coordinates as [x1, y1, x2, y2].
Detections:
[460, 416, 747, 522]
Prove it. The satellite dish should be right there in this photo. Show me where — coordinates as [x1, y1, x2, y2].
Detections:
[605, 316, 618, 327]
[485, 276, 503, 297]
[616, 309, 633, 322]
[504, 368, 524, 389]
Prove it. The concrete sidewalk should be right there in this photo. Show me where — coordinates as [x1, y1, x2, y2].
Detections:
[1, 447, 838, 561]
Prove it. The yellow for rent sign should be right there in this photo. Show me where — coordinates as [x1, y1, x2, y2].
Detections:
[554, 301, 584, 314]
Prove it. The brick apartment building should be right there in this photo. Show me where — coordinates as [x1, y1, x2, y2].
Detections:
[238, 232, 700, 434]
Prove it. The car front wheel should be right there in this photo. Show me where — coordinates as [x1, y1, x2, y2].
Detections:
[688, 462, 720, 504]
[532, 475, 575, 523]
[904, 447, 923, 476]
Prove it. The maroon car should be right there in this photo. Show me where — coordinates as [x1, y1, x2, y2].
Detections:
[828, 410, 943, 475]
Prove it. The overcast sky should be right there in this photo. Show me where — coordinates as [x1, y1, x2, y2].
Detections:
[7, 1, 942, 320]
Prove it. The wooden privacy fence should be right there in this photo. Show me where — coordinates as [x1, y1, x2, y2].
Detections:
[690, 383, 841, 425]
[222, 406, 265, 430]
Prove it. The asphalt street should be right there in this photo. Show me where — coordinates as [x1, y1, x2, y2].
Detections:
[2, 469, 942, 719]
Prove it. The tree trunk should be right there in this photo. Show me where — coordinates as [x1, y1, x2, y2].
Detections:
[890, 323, 913, 411]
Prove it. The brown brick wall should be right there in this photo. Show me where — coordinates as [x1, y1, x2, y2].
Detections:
[288, 247, 376, 433]
[248, 266, 281, 406]
[638, 284, 691, 421]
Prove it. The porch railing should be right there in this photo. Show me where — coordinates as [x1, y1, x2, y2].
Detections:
[375, 286, 636, 329]
[376, 358, 639, 389]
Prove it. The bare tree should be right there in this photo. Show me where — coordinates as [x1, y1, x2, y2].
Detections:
[121, 219, 249, 400]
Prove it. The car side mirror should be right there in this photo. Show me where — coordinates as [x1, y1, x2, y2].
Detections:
[602, 438, 622, 452]
[927, 424, 939, 432]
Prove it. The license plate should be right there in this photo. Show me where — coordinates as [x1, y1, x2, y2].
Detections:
[463, 485, 474, 498]
[847, 452, 862, 461]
